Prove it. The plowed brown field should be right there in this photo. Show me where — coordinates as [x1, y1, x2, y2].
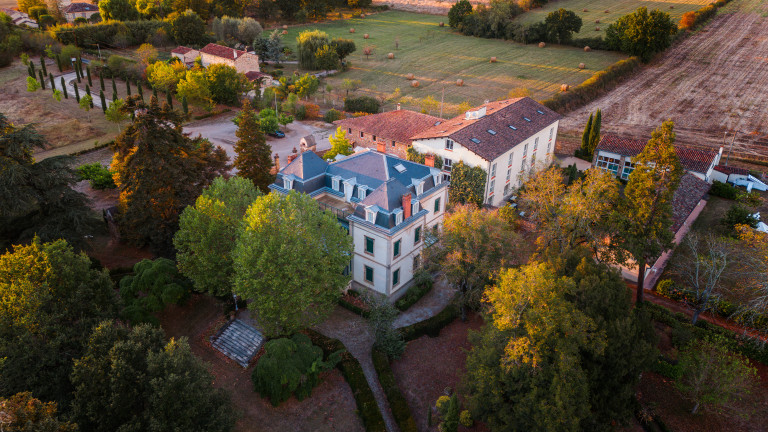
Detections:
[558, 0, 768, 162]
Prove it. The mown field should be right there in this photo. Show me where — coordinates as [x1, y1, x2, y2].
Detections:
[506, 0, 707, 39]
[282, 10, 626, 112]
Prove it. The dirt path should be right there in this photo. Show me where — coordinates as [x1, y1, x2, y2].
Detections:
[558, 0, 768, 161]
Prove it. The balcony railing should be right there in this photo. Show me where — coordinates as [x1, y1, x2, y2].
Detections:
[318, 201, 351, 220]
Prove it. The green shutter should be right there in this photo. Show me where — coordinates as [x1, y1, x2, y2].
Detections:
[415, 227, 421, 243]
[394, 240, 401, 257]
[393, 269, 400, 286]
[434, 198, 440, 213]
[365, 236, 374, 254]
[365, 266, 374, 282]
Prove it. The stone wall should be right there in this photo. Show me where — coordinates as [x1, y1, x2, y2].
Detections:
[372, 0, 490, 15]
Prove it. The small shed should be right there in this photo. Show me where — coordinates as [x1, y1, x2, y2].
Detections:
[300, 135, 317, 152]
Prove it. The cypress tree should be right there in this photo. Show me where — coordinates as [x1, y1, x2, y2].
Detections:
[100, 90, 107, 113]
[588, 109, 602, 156]
[40, 56, 47, 77]
[152, 87, 158, 100]
[49, 73, 55, 90]
[137, 81, 144, 100]
[87, 66, 93, 87]
[126, 79, 131, 96]
[112, 90, 117, 102]
[112, 77, 117, 96]
[74, 83, 80, 102]
[181, 96, 188, 116]
[29, 61, 35, 78]
[98, 72, 103, 91]
[580, 113, 593, 157]
[234, 99, 275, 193]
[61, 77, 68, 99]
[75, 62, 81, 82]
[85, 85, 93, 107]
[166, 91, 173, 108]
[56, 54, 63, 72]
[38, 70, 46, 89]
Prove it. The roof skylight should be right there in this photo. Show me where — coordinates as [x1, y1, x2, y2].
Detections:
[470, 138, 481, 143]
[536, 110, 544, 114]
[393, 163, 406, 173]
[487, 129, 497, 135]
[523, 117, 531, 122]
[509, 125, 517, 130]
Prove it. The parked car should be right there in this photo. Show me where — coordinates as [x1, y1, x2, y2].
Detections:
[268, 130, 285, 138]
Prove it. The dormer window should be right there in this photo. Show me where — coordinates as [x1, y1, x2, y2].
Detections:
[283, 177, 293, 190]
[537, 110, 544, 115]
[358, 186, 366, 200]
[366, 209, 376, 223]
[415, 181, 424, 196]
[332, 177, 340, 191]
[470, 138, 480, 144]
[412, 201, 420, 214]
[394, 209, 403, 225]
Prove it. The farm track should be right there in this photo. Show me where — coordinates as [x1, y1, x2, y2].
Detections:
[558, 0, 768, 161]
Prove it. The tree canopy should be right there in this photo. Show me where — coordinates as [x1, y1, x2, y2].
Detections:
[448, 161, 487, 207]
[544, 9, 582, 44]
[71, 321, 236, 432]
[175, 176, 262, 296]
[110, 96, 229, 255]
[0, 113, 101, 251]
[605, 7, 677, 62]
[0, 238, 119, 407]
[233, 100, 274, 191]
[232, 191, 353, 337]
[323, 127, 352, 161]
[0, 392, 77, 432]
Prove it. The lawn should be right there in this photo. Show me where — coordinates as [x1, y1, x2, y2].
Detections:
[280, 10, 626, 113]
[512, 0, 708, 39]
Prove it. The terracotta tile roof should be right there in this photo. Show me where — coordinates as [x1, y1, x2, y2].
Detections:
[200, 43, 248, 60]
[714, 165, 749, 175]
[334, 110, 443, 146]
[171, 46, 196, 55]
[597, 133, 719, 175]
[410, 97, 562, 161]
[64, 2, 98, 13]
[245, 71, 271, 81]
[671, 173, 710, 232]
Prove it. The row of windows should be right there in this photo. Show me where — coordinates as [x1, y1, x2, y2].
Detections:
[364, 226, 422, 258]
[596, 155, 620, 175]
[363, 256, 422, 287]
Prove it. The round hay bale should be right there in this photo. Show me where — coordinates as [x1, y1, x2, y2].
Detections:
[595, 19, 600, 23]
[538, 42, 546, 48]
[282, 25, 288, 30]
[360, 13, 366, 18]
[406, 73, 415, 80]
[584, 46, 591, 52]
[669, 5, 674, 8]
[595, 27, 601, 31]
[604, 9, 609, 13]
[561, 84, 570, 92]
[583, 8, 588, 12]
[350, 28, 355, 33]
[456, 79, 464, 86]
[578, 63, 585, 69]
[490, 56, 497, 63]
[364, 34, 369, 39]
[439, 22, 445, 27]
[387, 52, 394, 59]
[411, 80, 419, 88]
[281, 30, 288, 35]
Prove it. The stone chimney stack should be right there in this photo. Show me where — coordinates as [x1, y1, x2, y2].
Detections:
[402, 194, 412, 219]
[424, 154, 435, 167]
[274, 153, 280, 171]
[377, 142, 386, 153]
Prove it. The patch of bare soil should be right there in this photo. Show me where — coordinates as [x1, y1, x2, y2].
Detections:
[391, 312, 486, 432]
[558, 0, 768, 163]
[158, 295, 365, 432]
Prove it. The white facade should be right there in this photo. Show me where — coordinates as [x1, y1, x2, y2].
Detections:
[349, 185, 447, 297]
[412, 120, 559, 207]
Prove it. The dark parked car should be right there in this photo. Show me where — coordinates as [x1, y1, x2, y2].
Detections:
[268, 130, 285, 138]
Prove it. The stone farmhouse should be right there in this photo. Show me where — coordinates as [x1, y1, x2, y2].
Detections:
[270, 148, 449, 298]
[63, 2, 99, 22]
[335, 97, 561, 207]
[592, 133, 722, 182]
[1, 8, 38, 27]
[171, 43, 260, 74]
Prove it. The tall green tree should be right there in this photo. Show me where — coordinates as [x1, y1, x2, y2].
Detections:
[71, 322, 236, 432]
[578, 112, 593, 158]
[0, 114, 100, 250]
[232, 191, 353, 337]
[588, 108, 602, 156]
[206, 64, 248, 105]
[612, 120, 683, 303]
[98, 0, 139, 20]
[605, 7, 677, 62]
[544, 8, 583, 44]
[168, 9, 207, 46]
[174, 176, 262, 296]
[448, 0, 473, 28]
[119, 258, 191, 324]
[110, 96, 230, 255]
[233, 100, 274, 192]
[0, 239, 119, 407]
[448, 161, 487, 207]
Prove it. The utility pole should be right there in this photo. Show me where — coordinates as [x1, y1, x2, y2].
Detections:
[439, 85, 444, 119]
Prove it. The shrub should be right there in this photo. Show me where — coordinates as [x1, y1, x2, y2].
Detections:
[252, 334, 341, 406]
[52, 20, 169, 48]
[737, 191, 763, 207]
[400, 300, 459, 341]
[435, 395, 451, 415]
[670, 324, 694, 348]
[394, 270, 434, 311]
[459, 410, 473, 427]
[372, 349, 418, 432]
[709, 180, 738, 199]
[304, 329, 387, 431]
[722, 204, 758, 232]
[76, 162, 117, 189]
[651, 357, 683, 380]
[344, 96, 380, 114]
[119, 258, 191, 324]
[323, 108, 344, 123]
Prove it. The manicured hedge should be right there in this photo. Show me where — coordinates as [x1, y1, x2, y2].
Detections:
[338, 296, 371, 318]
[400, 300, 459, 342]
[372, 349, 418, 432]
[541, 56, 641, 113]
[304, 329, 386, 432]
[394, 276, 433, 312]
[643, 302, 768, 365]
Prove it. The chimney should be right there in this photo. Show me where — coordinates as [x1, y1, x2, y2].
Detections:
[396, 103, 401, 110]
[424, 154, 435, 167]
[287, 154, 297, 163]
[402, 194, 412, 219]
[377, 142, 386, 153]
[274, 153, 280, 171]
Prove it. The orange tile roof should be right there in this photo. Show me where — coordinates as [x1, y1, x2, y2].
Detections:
[334, 110, 443, 145]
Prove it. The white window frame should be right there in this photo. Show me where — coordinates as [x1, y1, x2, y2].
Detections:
[523, 143, 528, 157]
[506, 168, 511, 182]
[490, 163, 497, 178]
[443, 158, 453, 172]
[489, 179, 495, 195]
[394, 209, 403, 225]
[332, 177, 340, 191]
[366, 209, 376, 223]
[283, 177, 293, 190]
[508, 152, 513, 166]
[358, 186, 366, 200]
[415, 181, 424, 196]
[549, 127, 554, 140]
[534, 137, 539, 151]
[412, 201, 420, 214]
[445, 139, 454, 150]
